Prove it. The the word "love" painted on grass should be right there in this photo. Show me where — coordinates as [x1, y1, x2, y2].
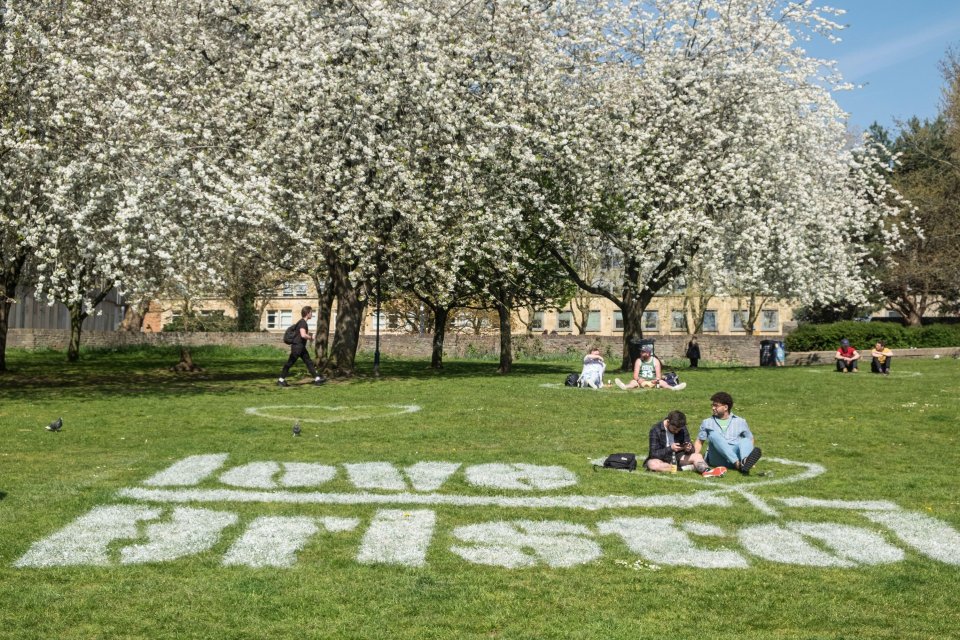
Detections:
[14, 454, 960, 570]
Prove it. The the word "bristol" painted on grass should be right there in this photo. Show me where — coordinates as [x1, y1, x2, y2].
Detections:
[14, 454, 960, 570]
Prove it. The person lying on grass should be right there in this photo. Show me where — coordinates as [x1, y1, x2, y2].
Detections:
[644, 410, 726, 478]
[695, 391, 762, 475]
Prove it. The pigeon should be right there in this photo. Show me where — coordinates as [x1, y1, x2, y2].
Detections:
[46, 417, 63, 432]
[292, 420, 301, 437]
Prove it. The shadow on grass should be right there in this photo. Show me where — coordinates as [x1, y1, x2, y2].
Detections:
[1, 345, 756, 398]
[1, 345, 584, 398]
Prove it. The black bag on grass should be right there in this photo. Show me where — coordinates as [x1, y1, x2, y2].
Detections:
[564, 373, 579, 387]
[602, 453, 637, 471]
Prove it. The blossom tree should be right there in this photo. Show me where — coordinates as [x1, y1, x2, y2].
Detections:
[543, 0, 905, 369]
[0, 0, 62, 371]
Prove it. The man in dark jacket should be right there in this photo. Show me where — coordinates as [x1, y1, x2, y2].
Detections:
[644, 410, 725, 477]
[277, 306, 326, 387]
[685, 336, 701, 368]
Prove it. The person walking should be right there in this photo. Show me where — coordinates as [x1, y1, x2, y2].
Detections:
[278, 306, 326, 387]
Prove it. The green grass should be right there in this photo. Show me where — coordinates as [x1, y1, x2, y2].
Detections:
[1, 346, 959, 639]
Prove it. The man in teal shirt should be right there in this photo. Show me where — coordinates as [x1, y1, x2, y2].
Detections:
[695, 391, 762, 475]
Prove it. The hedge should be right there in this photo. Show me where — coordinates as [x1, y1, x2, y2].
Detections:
[785, 321, 960, 351]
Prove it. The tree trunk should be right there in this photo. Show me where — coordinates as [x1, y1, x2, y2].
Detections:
[619, 286, 653, 371]
[66, 288, 113, 362]
[902, 307, 923, 327]
[430, 306, 449, 370]
[170, 346, 204, 372]
[0, 252, 27, 373]
[329, 259, 366, 377]
[496, 302, 513, 374]
[67, 303, 86, 363]
[234, 286, 259, 331]
[0, 297, 11, 373]
[312, 271, 335, 368]
[119, 302, 147, 332]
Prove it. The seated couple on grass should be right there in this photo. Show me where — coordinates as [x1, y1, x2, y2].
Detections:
[615, 345, 686, 391]
[644, 392, 762, 478]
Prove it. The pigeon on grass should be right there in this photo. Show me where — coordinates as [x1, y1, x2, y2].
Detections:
[292, 420, 301, 437]
[46, 417, 63, 432]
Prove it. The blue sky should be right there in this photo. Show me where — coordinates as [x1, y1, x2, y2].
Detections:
[805, 0, 960, 134]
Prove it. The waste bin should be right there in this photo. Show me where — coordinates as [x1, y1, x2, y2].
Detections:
[628, 338, 656, 365]
[759, 339, 776, 367]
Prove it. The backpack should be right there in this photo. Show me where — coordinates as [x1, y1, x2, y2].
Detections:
[602, 453, 637, 471]
[282, 324, 299, 345]
[663, 371, 680, 387]
[564, 373, 580, 387]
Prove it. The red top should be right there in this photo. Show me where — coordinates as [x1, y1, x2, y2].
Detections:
[837, 346, 857, 358]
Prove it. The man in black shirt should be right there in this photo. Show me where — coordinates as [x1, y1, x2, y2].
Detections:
[278, 306, 326, 387]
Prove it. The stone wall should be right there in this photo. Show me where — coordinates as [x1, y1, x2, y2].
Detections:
[7, 329, 784, 365]
[9, 329, 958, 365]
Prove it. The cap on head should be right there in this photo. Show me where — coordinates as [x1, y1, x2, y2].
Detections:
[641, 346, 652, 354]
[840, 339, 850, 347]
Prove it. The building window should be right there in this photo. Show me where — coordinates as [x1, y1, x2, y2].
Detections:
[731, 310, 746, 332]
[295, 282, 308, 297]
[557, 311, 572, 331]
[702, 310, 718, 332]
[671, 310, 688, 332]
[267, 310, 293, 329]
[613, 311, 624, 331]
[586, 310, 601, 332]
[373, 312, 387, 331]
[530, 311, 544, 331]
[642, 310, 658, 332]
[761, 309, 779, 332]
[281, 282, 294, 297]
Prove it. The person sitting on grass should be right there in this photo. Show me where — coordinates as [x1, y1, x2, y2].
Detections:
[835, 338, 860, 373]
[695, 391, 762, 475]
[871, 341, 893, 375]
[644, 410, 725, 478]
[615, 346, 686, 391]
[579, 347, 606, 389]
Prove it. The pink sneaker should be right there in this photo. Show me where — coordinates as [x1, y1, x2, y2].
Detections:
[701, 466, 727, 478]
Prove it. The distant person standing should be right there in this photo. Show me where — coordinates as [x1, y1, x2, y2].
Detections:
[775, 341, 786, 367]
[835, 339, 860, 373]
[685, 336, 701, 368]
[871, 341, 893, 375]
[278, 306, 326, 387]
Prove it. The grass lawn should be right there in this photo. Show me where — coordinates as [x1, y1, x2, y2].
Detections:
[1, 345, 959, 639]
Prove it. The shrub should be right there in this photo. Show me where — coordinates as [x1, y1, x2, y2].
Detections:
[162, 312, 238, 333]
[786, 321, 960, 351]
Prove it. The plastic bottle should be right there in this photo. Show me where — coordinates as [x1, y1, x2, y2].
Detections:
[669, 450, 678, 473]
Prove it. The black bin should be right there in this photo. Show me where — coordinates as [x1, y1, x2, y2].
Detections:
[759, 339, 776, 367]
[628, 338, 656, 365]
